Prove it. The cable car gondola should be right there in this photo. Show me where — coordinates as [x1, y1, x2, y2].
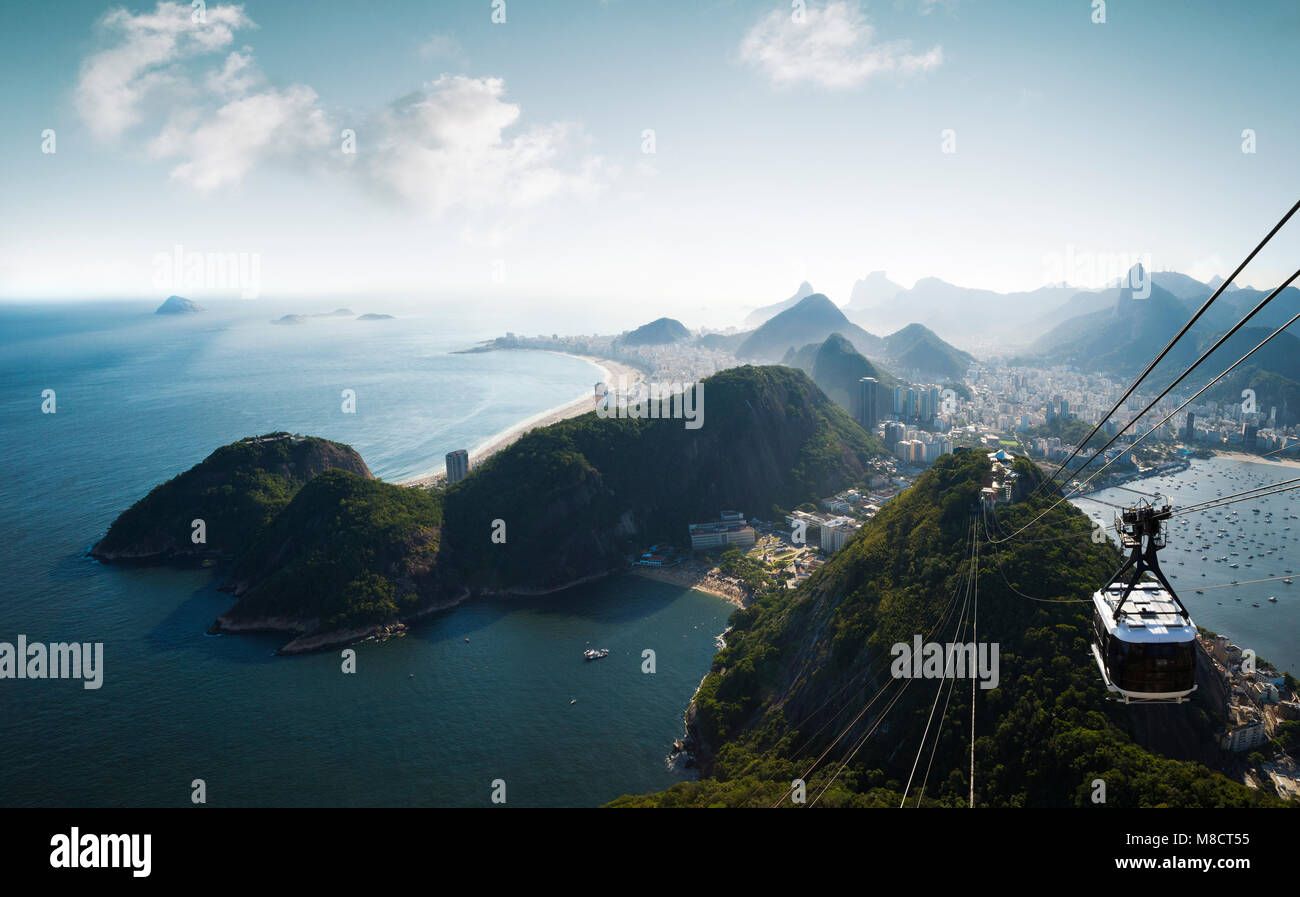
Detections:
[1091, 501, 1197, 704]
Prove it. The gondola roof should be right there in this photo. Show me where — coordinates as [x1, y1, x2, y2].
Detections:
[1093, 583, 1196, 643]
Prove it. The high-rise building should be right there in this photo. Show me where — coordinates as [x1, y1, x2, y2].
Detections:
[445, 449, 470, 483]
[1243, 423, 1258, 450]
[858, 377, 878, 431]
[905, 388, 918, 422]
[1184, 411, 1196, 442]
[893, 385, 904, 416]
[884, 421, 907, 448]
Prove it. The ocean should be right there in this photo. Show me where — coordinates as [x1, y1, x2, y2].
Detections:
[1073, 457, 1300, 676]
[0, 302, 731, 807]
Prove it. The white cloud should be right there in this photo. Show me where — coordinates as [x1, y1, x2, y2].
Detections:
[159, 85, 335, 193]
[367, 75, 607, 215]
[71, 5, 604, 212]
[75, 1, 254, 140]
[739, 1, 942, 89]
[205, 47, 262, 98]
[74, 3, 335, 194]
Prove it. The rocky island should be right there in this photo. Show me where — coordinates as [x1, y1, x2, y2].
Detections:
[155, 295, 205, 315]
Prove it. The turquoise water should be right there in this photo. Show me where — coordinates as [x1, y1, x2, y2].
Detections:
[1074, 457, 1300, 676]
[0, 303, 730, 807]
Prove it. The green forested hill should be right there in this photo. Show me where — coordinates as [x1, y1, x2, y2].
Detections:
[94, 366, 884, 650]
[782, 333, 905, 421]
[881, 323, 974, 379]
[218, 470, 444, 637]
[611, 451, 1287, 808]
[440, 365, 884, 590]
[90, 433, 372, 563]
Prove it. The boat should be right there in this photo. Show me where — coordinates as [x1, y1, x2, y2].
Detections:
[583, 648, 610, 661]
[1269, 596, 1277, 602]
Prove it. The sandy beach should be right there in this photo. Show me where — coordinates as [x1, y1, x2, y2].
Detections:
[398, 352, 645, 487]
[1213, 449, 1300, 471]
[630, 564, 752, 609]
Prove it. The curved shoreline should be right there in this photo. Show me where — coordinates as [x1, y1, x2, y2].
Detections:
[1212, 449, 1300, 471]
[397, 351, 644, 487]
[629, 565, 751, 609]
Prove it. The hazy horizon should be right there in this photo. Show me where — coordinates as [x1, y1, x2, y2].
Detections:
[3, 0, 1299, 328]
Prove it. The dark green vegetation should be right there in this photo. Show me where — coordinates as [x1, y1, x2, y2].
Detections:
[92, 433, 437, 648]
[737, 294, 882, 362]
[219, 470, 444, 637]
[619, 316, 690, 346]
[715, 547, 779, 598]
[611, 451, 1290, 807]
[440, 365, 883, 591]
[782, 333, 903, 421]
[96, 367, 882, 649]
[91, 433, 372, 563]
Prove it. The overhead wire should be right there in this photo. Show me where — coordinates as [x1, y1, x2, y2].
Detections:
[1022, 198, 1300, 505]
[987, 265, 1300, 540]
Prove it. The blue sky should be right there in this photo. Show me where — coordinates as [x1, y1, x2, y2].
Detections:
[1, 0, 1297, 328]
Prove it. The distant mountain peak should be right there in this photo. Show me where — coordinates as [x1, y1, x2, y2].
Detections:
[881, 323, 973, 378]
[738, 292, 881, 362]
[792, 292, 840, 313]
[743, 281, 817, 327]
[621, 316, 690, 346]
[845, 271, 904, 313]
